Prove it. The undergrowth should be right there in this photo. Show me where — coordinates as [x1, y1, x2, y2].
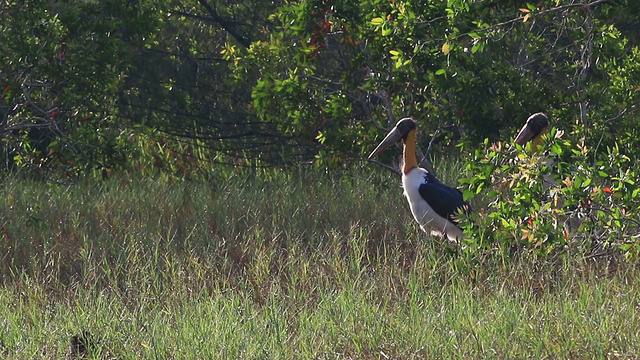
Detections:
[0, 167, 639, 358]
[460, 127, 640, 258]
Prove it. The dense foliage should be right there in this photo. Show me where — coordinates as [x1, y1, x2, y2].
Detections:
[242, 0, 640, 162]
[1, 0, 161, 176]
[2, 0, 639, 170]
[460, 128, 639, 257]
[1, 0, 639, 254]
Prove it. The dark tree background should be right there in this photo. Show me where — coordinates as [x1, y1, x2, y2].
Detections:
[1, 0, 638, 176]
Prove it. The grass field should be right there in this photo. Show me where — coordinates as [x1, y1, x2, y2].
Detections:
[1, 168, 639, 359]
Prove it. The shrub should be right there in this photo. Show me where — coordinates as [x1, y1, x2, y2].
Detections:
[460, 128, 640, 258]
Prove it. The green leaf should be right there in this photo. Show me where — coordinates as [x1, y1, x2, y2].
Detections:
[471, 42, 483, 54]
[549, 144, 562, 156]
[463, 190, 475, 201]
[371, 17, 384, 25]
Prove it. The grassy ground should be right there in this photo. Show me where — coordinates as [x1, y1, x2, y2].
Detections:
[0, 169, 638, 359]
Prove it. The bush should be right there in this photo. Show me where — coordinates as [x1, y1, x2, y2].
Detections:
[460, 128, 640, 258]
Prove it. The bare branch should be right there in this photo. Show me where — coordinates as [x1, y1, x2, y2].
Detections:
[366, 158, 400, 176]
[603, 107, 630, 124]
[196, 0, 252, 48]
[452, 0, 613, 42]
[3, 122, 54, 132]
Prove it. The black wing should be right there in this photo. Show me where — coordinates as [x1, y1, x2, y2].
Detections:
[418, 172, 471, 224]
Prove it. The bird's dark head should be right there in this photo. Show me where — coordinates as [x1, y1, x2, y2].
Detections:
[514, 113, 549, 151]
[368, 118, 417, 159]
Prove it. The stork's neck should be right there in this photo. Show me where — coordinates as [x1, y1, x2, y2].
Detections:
[531, 134, 544, 153]
[530, 127, 547, 153]
[402, 129, 419, 174]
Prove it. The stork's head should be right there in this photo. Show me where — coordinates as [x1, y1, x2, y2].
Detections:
[368, 118, 417, 159]
[514, 112, 549, 152]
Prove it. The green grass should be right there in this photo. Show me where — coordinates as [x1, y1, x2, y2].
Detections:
[0, 169, 639, 359]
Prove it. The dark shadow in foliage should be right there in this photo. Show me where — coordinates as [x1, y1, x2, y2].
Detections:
[66, 331, 97, 360]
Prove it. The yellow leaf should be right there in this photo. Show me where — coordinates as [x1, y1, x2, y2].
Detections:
[563, 177, 573, 186]
[523, 13, 531, 22]
[519, 8, 530, 13]
[442, 42, 451, 55]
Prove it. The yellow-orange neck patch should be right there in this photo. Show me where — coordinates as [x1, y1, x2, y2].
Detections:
[402, 129, 419, 174]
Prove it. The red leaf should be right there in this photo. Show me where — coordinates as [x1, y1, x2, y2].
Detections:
[603, 187, 613, 194]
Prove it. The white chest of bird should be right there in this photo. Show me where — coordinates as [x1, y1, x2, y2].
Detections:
[403, 167, 465, 242]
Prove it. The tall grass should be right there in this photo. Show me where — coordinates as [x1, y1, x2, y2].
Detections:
[0, 168, 638, 358]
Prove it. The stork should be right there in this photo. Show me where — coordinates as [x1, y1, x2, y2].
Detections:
[368, 118, 471, 242]
[514, 112, 550, 154]
[512, 112, 557, 188]
[513, 112, 582, 235]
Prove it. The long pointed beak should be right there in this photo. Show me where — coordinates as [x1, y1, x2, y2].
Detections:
[514, 123, 535, 146]
[368, 126, 404, 159]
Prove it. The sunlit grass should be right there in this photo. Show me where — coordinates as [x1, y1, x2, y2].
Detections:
[0, 169, 639, 358]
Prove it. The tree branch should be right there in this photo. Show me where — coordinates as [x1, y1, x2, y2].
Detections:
[195, 0, 252, 48]
[366, 158, 400, 176]
[453, 0, 613, 42]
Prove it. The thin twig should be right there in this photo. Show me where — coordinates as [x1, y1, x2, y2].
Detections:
[603, 107, 629, 124]
[366, 158, 400, 176]
[589, 206, 640, 227]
